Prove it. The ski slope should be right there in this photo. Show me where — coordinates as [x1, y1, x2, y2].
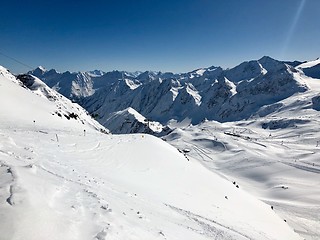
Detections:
[165, 75, 320, 240]
[0, 67, 303, 239]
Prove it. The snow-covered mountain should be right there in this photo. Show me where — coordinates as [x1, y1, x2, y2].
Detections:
[28, 68, 170, 101]
[164, 73, 320, 239]
[73, 57, 308, 127]
[0, 65, 303, 239]
[28, 57, 320, 133]
[28, 67, 97, 100]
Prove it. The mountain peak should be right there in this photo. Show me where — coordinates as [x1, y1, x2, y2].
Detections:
[37, 66, 47, 72]
[258, 55, 288, 72]
[87, 70, 105, 77]
[258, 56, 277, 63]
[29, 66, 47, 76]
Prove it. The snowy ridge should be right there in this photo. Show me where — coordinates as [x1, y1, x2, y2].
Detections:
[74, 56, 308, 128]
[0, 65, 302, 240]
[87, 69, 106, 77]
[28, 56, 316, 131]
[297, 58, 320, 69]
[0, 68, 107, 132]
[296, 58, 320, 79]
[102, 107, 169, 135]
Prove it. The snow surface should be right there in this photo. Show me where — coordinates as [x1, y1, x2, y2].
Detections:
[297, 58, 320, 69]
[165, 76, 320, 240]
[0, 66, 302, 239]
[296, 58, 320, 79]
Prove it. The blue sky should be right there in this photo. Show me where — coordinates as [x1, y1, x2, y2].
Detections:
[0, 0, 319, 73]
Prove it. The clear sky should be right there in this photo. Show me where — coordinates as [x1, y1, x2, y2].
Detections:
[0, 0, 319, 73]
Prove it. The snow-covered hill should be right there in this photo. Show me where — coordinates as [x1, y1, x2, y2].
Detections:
[0, 65, 303, 239]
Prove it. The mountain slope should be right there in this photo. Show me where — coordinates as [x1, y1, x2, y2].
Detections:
[103, 107, 170, 135]
[1, 67, 105, 132]
[164, 74, 320, 240]
[296, 58, 320, 79]
[0, 65, 302, 239]
[77, 56, 309, 128]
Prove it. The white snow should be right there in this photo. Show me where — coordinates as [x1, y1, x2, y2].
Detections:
[186, 83, 202, 106]
[297, 58, 320, 69]
[35, 65, 47, 72]
[124, 78, 141, 90]
[0, 66, 303, 239]
[170, 87, 179, 101]
[165, 74, 320, 240]
[195, 68, 206, 76]
[257, 61, 268, 75]
[127, 107, 145, 122]
[104, 107, 165, 134]
[224, 77, 237, 96]
[87, 70, 105, 77]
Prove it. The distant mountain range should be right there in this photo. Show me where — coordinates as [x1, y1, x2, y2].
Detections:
[28, 56, 320, 134]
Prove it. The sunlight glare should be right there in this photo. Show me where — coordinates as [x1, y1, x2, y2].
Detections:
[281, 0, 306, 58]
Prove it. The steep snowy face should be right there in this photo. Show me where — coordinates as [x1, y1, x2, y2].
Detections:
[216, 63, 308, 122]
[135, 70, 159, 82]
[87, 69, 105, 77]
[103, 107, 170, 135]
[29, 68, 100, 100]
[29, 68, 78, 99]
[83, 79, 134, 123]
[131, 78, 175, 118]
[257, 56, 287, 72]
[201, 77, 234, 110]
[225, 60, 264, 82]
[164, 83, 201, 123]
[0, 69, 107, 132]
[182, 66, 223, 90]
[224, 56, 287, 83]
[194, 57, 308, 122]
[70, 72, 95, 98]
[144, 79, 182, 120]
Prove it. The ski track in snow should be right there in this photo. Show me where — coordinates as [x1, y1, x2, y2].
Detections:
[0, 127, 302, 240]
[166, 116, 320, 240]
[167, 205, 251, 240]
